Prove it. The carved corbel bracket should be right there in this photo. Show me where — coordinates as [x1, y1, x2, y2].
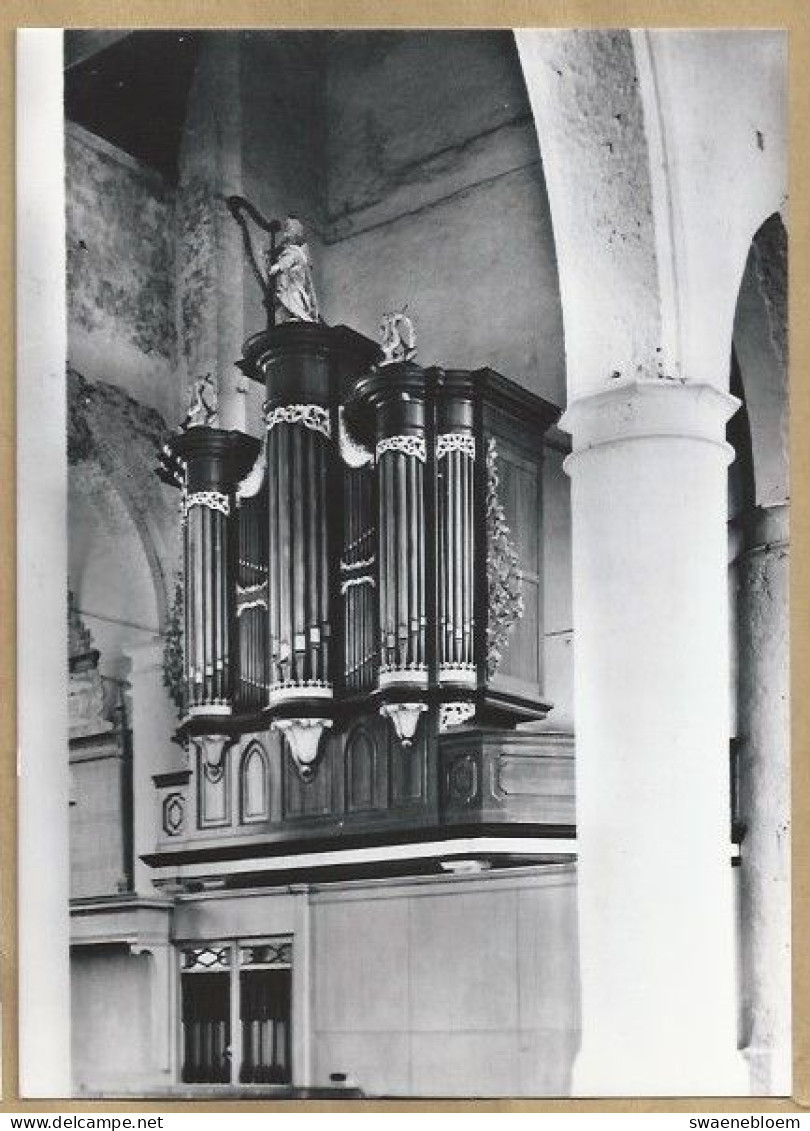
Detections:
[272, 717, 332, 782]
[380, 701, 427, 747]
[189, 734, 237, 783]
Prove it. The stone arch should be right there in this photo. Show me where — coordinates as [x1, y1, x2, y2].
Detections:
[631, 31, 786, 391]
[68, 461, 160, 678]
[68, 367, 181, 634]
[515, 30, 787, 401]
[515, 29, 662, 400]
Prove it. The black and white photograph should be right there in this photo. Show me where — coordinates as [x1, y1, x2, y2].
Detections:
[16, 24, 789, 1101]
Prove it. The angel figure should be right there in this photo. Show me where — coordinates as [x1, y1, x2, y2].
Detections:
[183, 373, 218, 429]
[264, 216, 320, 324]
[226, 197, 320, 327]
[379, 307, 417, 366]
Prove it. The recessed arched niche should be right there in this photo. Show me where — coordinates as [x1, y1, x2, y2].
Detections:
[240, 741, 270, 824]
[345, 726, 375, 812]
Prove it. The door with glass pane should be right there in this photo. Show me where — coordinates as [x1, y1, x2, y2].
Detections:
[180, 946, 231, 1083]
[180, 938, 292, 1086]
[240, 968, 291, 1083]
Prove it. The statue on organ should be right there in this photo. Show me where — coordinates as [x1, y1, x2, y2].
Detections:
[226, 196, 320, 327]
[264, 216, 320, 324]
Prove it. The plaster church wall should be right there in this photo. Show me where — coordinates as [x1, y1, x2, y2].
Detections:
[67, 467, 159, 680]
[65, 119, 182, 659]
[66, 124, 179, 424]
[320, 32, 566, 409]
[71, 948, 155, 1093]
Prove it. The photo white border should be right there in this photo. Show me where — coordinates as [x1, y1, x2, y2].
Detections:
[16, 27, 71, 1097]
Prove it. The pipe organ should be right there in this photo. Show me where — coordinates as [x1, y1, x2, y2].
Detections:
[167, 426, 260, 718]
[155, 321, 561, 852]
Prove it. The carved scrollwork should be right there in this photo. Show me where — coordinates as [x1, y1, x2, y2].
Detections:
[265, 403, 331, 440]
[437, 433, 476, 461]
[183, 490, 230, 517]
[376, 435, 426, 463]
[439, 701, 476, 732]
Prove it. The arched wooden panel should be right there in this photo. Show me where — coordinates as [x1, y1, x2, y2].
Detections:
[345, 726, 375, 812]
[240, 741, 270, 824]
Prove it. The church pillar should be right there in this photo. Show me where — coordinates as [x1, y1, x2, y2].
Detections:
[563, 378, 748, 1095]
[736, 503, 790, 1094]
[176, 35, 248, 432]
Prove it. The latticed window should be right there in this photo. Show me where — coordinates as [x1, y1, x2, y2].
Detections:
[180, 938, 292, 1086]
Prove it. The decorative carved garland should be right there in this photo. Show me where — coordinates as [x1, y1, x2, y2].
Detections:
[485, 438, 524, 677]
[437, 433, 476, 461]
[236, 433, 267, 502]
[338, 406, 374, 467]
[265, 403, 331, 440]
[376, 435, 427, 463]
[163, 577, 185, 717]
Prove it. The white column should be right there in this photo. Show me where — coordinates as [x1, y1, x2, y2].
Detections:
[563, 378, 748, 1096]
[736, 504, 790, 1094]
[126, 639, 182, 893]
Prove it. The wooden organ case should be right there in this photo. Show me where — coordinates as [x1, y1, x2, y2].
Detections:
[151, 322, 569, 869]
